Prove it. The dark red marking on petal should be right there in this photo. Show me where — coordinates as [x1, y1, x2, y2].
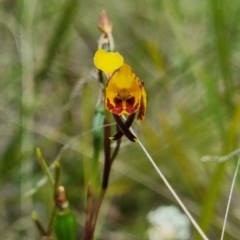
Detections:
[106, 98, 115, 111]
[113, 97, 123, 107]
[137, 95, 145, 120]
[126, 100, 139, 115]
[126, 97, 135, 106]
[106, 98, 123, 115]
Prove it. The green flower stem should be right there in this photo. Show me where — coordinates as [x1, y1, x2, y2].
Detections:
[91, 104, 105, 191]
[32, 211, 47, 236]
[85, 183, 95, 240]
[85, 12, 121, 240]
[90, 189, 106, 239]
[101, 118, 111, 190]
[36, 148, 54, 186]
[47, 206, 56, 236]
[20, 1, 36, 231]
[107, 33, 115, 51]
[54, 162, 61, 198]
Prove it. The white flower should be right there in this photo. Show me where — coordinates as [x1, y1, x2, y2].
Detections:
[147, 205, 191, 240]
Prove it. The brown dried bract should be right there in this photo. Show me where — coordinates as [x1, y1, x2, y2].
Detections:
[56, 186, 69, 209]
[98, 10, 113, 34]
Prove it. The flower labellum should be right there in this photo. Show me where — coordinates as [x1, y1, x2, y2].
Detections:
[105, 64, 146, 120]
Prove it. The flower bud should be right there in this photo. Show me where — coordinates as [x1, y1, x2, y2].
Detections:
[98, 10, 113, 34]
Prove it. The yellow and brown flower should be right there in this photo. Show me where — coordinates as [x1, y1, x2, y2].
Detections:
[94, 49, 146, 120]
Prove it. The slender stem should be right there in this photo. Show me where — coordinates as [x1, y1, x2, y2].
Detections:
[137, 139, 209, 240]
[107, 33, 115, 51]
[102, 118, 111, 189]
[54, 162, 61, 198]
[202, 148, 240, 162]
[20, 3, 37, 238]
[32, 212, 47, 236]
[122, 116, 209, 240]
[36, 148, 54, 186]
[90, 190, 106, 237]
[110, 138, 121, 163]
[86, 11, 117, 240]
[85, 183, 94, 240]
[47, 206, 56, 235]
[220, 158, 240, 240]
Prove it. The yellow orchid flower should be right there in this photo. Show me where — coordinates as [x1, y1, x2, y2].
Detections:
[93, 49, 147, 120]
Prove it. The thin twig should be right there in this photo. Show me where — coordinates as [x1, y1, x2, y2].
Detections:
[47, 206, 56, 235]
[32, 212, 47, 236]
[85, 183, 95, 240]
[23, 123, 116, 197]
[220, 158, 240, 240]
[201, 148, 240, 162]
[36, 148, 54, 186]
[123, 117, 209, 240]
[137, 140, 209, 240]
[90, 190, 106, 237]
[102, 119, 111, 189]
[110, 137, 121, 163]
[54, 162, 61, 198]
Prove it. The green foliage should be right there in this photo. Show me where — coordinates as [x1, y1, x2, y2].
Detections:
[0, 0, 240, 239]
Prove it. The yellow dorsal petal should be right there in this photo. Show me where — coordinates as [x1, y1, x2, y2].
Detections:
[93, 49, 124, 75]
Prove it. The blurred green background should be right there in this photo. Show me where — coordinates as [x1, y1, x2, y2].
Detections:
[0, 0, 240, 239]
